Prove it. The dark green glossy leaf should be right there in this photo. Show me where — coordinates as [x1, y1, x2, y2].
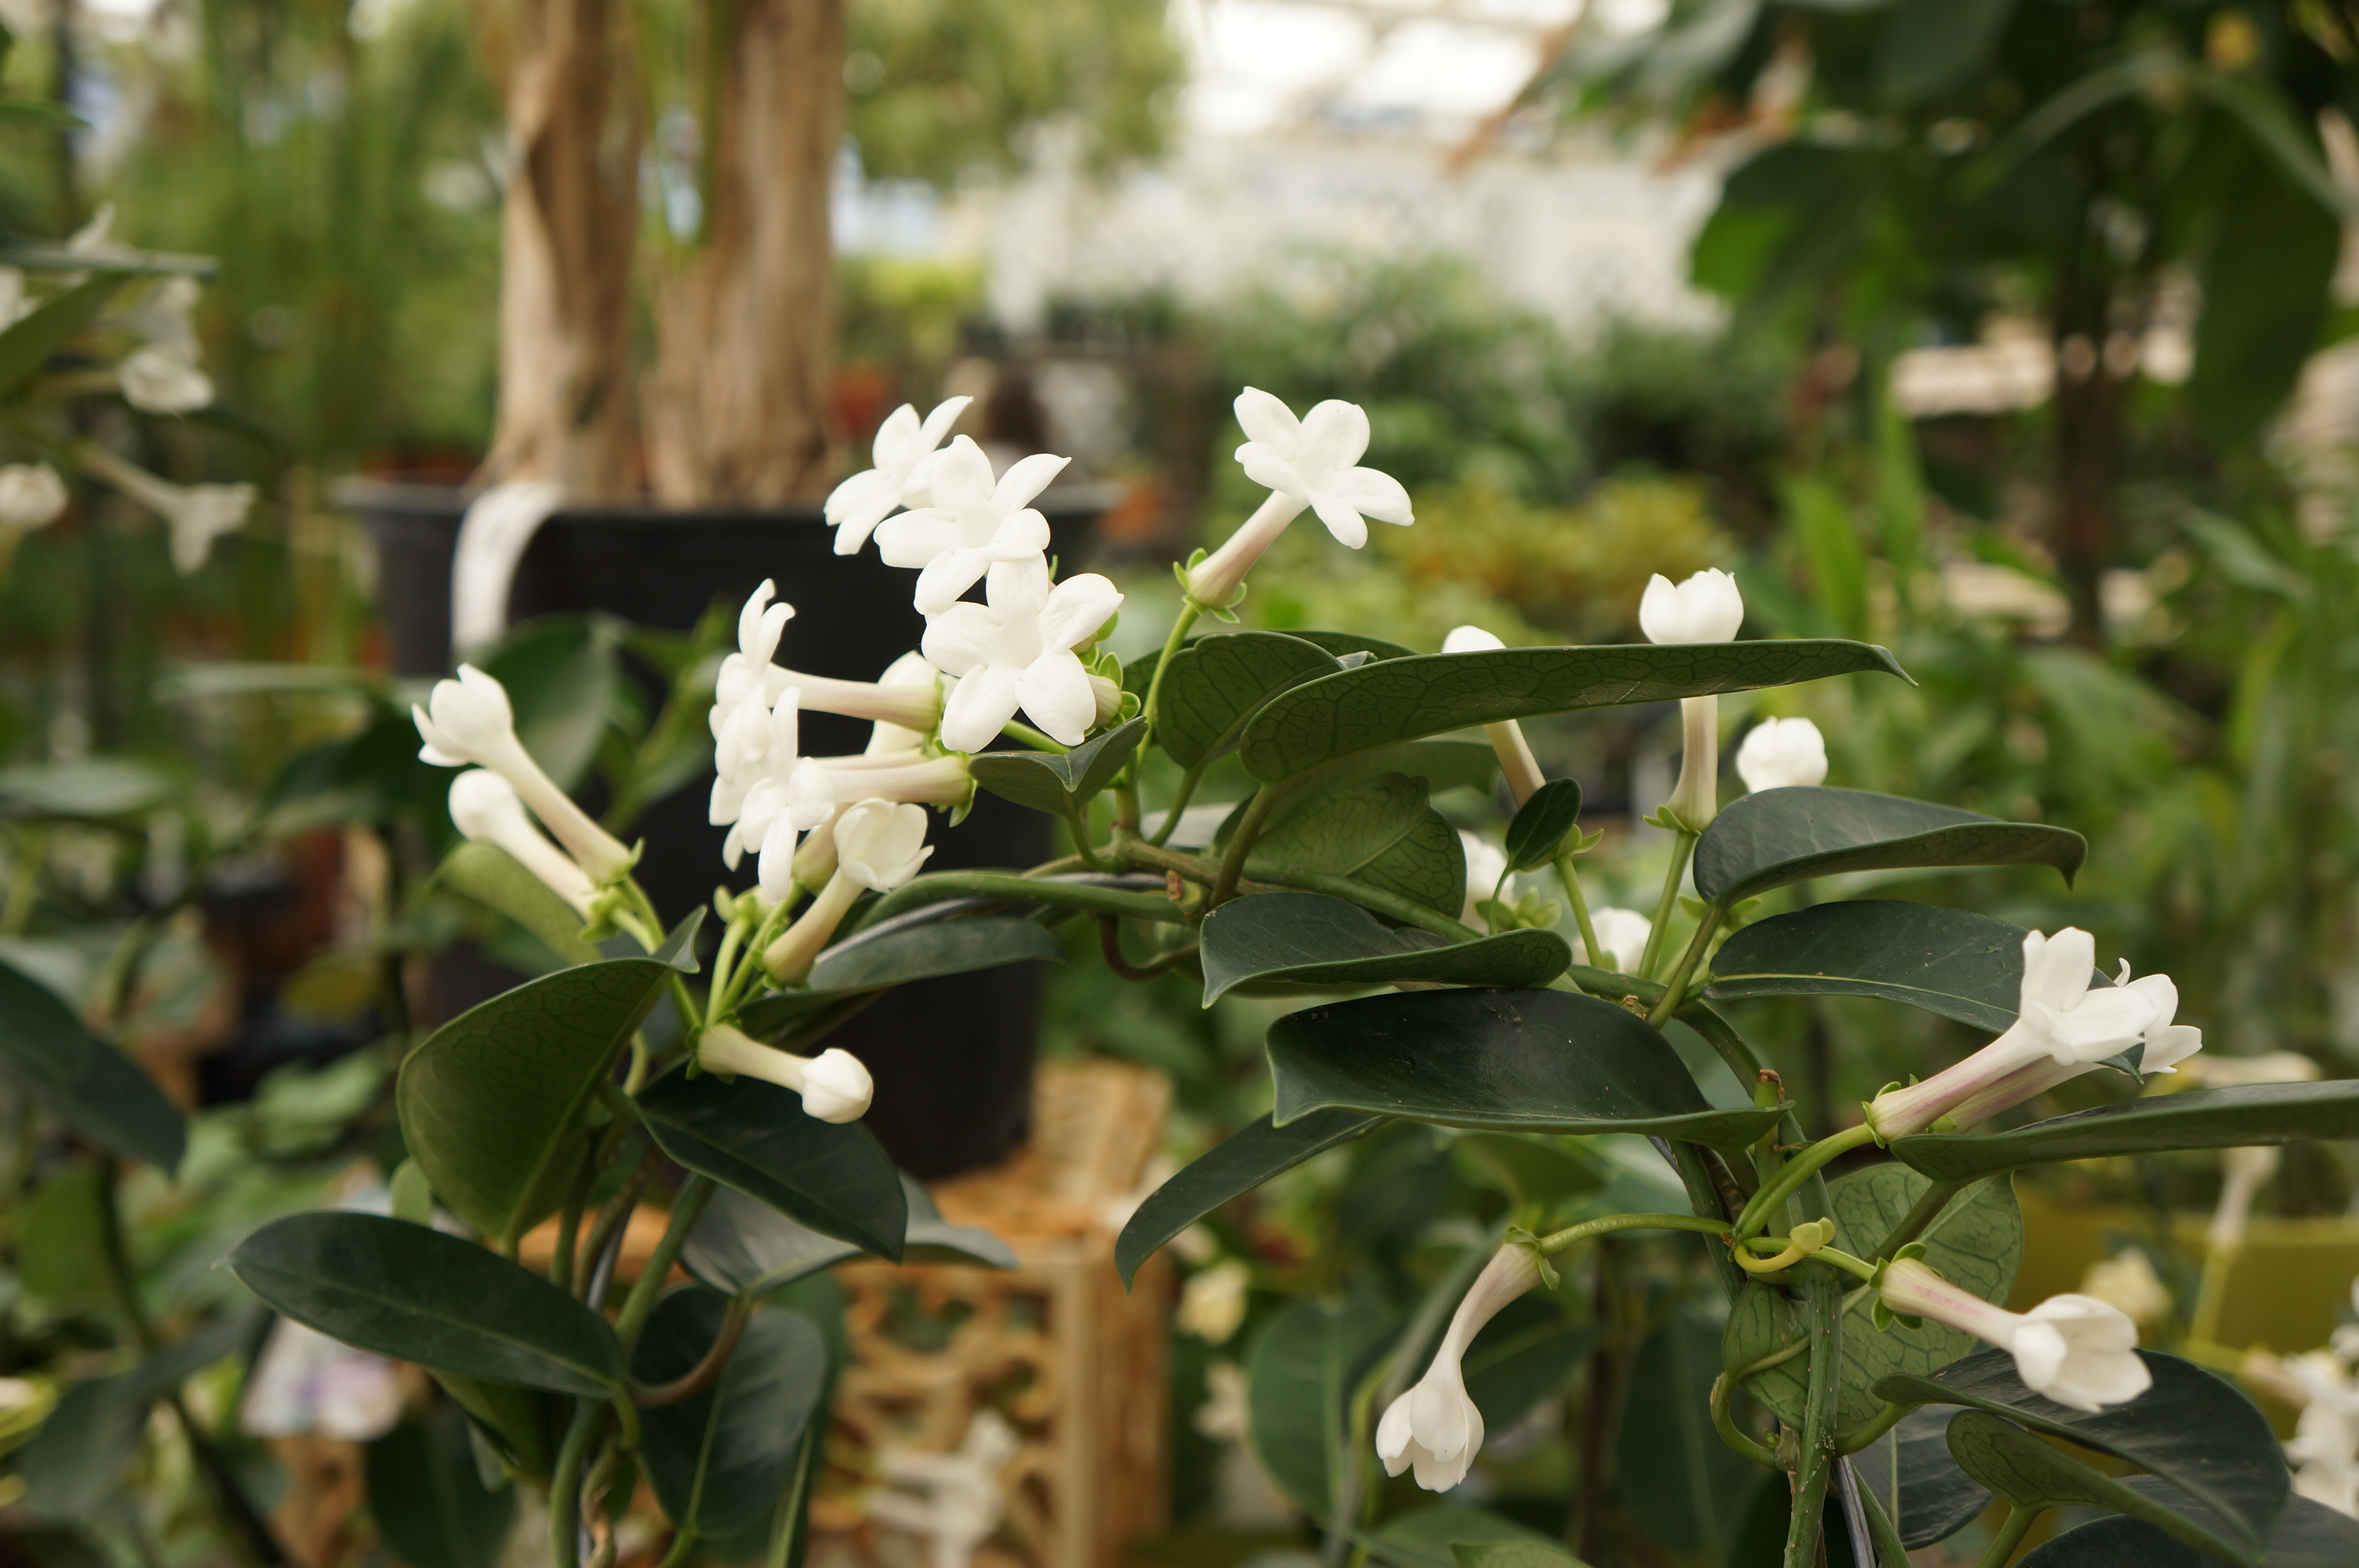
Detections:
[808, 913, 1064, 993]
[1155, 632, 1342, 769]
[1875, 0, 2016, 107]
[2019, 1481, 2359, 1568]
[633, 1290, 829, 1536]
[1619, 1304, 1754, 1559]
[0, 956, 184, 1173]
[1946, 1410, 2251, 1565]
[1246, 1298, 1399, 1519]
[365, 1403, 515, 1568]
[431, 1371, 555, 1481]
[1463, 1294, 1594, 1436]
[1249, 772, 1466, 916]
[227, 1213, 623, 1395]
[1198, 892, 1569, 1005]
[476, 616, 620, 792]
[1282, 630, 1416, 662]
[1267, 989, 1780, 1149]
[1694, 788, 2085, 906]
[967, 717, 1147, 814]
[1116, 1109, 1380, 1286]
[398, 924, 698, 1245]
[1891, 1081, 2359, 1182]
[1871, 1350, 2287, 1560]
[1240, 641, 1906, 782]
[1732, 1168, 2021, 1432]
[434, 840, 600, 966]
[682, 1176, 1015, 1298]
[1892, 1406, 1990, 1548]
[0, 270, 130, 402]
[1503, 779, 1583, 872]
[16, 1311, 259, 1518]
[1372, 1506, 1565, 1568]
[638, 1067, 908, 1261]
[1705, 902, 2041, 1031]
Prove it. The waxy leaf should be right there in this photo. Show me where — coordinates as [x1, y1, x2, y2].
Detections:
[1692, 787, 2085, 906]
[1892, 1406, 1992, 1548]
[435, 840, 600, 965]
[1372, 1506, 1565, 1568]
[1871, 1350, 2287, 1561]
[228, 1213, 623, 1395]
[1155, 631, 1343, 769]
[1282, 629, 1416, 662]
[1705, 901, 2041, 1031]
[1891, 1080, 2359, 1181]
[683, 1177, 1015, 1298]
[398, 917, 700, 1245]
[1115, 1109, 1380, 1286]
[638, 1067, 908, 1261]
[808, 914, 1064, 993]
[0, 956, 184, 1173]
[364, 1403, 515, 1568]
[1266, 989, 1781, 1149]
[633, 1290, 830, 1536]
[1239, 640, 1906, 781]
[1250, 772, 1467, 916]
[1618, 1304, 1757, 1559]
[1946, 1410, 2252, 1565]
[1504, 779, 1583, 871]
[1247, 1297, 1398, 1519]
[2019, 1479, 2359, 1568]
[967, 717, 1146, 815]
[1199, 892, 1569, 1004]
[16, 1309, 260, 1517]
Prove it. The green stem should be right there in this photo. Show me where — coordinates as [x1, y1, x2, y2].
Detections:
[1785, 1266, 1845, 1568]
[856, 870, 1185, 929]
[1976, 1504, 2039, 1568]
[1837, 1401, 1910, 1454]
[1551, 848, 1602, 971]
[1872, 1177, 1968, 1262]
[550, 1400, 603, 1568]
[1648, 903, 1725, 1028]
[1736, 1123, 1879, 1238]
[656, 1528, 700, 1568]
[1064, 804, 1112, 872]
[612, 1177, 716, 1354]
[1136, 601, 1203, 760]
[1664, 1140, 1751, 1302]
[706, 918, 746, 1028]
[576, 1145, 659, 1297]
[1208, 783, 1283, 908]
[1801, 1245, 1881, 1284]
[1710, 1374, 1778, 1467]
[634, 1295, 755, 1408]
[1637, 831, 1696, 978]
[552, 1145, 598, 1288]
[1534, 1211, 1732, 1251]
[2191, 1238, 2237, 1348]
[1150, 759, 1209, 845]
[1001, 720, 1069, 753]
[1679, 1003, 1766, 1080]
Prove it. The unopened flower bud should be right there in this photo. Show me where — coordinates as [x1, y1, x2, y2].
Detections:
[699, 1024, 874, 1123]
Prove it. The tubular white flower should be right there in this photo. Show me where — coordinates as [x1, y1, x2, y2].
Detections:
[874, 436, 1067, 614]
[832, 799, 935, 891]
[1877, 1260, 2150, 1413]
[119, 347, 213, 414]
[78, 443, 255, 575]
[1442, 625, 1545, 804]
[1735, 717, 1827, 792]
[1866, 928, 2201, 1142]
[1579, 907, 1653, 975]
[922, 557, 1123, 751]
[1376, 1244, 1540, 1490]
[699, 1024, 874, 1123]
[446, 770, 597, 916]
[711, 583, 838, 891]
[865, 652, 943, 753]
[413, 664, 635, 883]
[813, 752, 972, 807]
[1186, 388, 1412, 605]
[0, 464, 67, 530]
[2080, 1249, 2171, 1325]
[1641, 570, 1743, 829]
[826, 396, 972, 555]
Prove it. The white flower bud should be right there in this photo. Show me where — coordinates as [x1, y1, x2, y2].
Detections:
[413, 664, 634, 883]
[832, 799, 934, 892]
[446, 770, 597, 915]
[1735, 717, 1828, 792]
[119, 347, 214, 414]
[699, 1025, 874, 1123]
[0, 464, 68, 530]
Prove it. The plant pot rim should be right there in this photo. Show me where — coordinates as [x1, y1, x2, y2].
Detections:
[329, 474, 1125, 525]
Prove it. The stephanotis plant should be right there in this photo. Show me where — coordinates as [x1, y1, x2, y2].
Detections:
[182, 386, 2359, 1566]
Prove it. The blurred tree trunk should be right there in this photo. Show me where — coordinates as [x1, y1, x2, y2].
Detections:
[642, 0, 843, 506]
[482, 0, 642, 495]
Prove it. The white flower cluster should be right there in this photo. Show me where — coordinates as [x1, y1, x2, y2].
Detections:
[2257, 1279, 2359, 1517]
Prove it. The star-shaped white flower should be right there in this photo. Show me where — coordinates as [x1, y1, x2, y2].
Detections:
[875, 436, 1067, 615]
[1234, 387, 1412, 549]
[826, 397, 972, 556]
[921, 557, 1121, 752]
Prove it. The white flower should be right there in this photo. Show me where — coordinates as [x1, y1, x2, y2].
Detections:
[922, 557, 1123, 751]
[1866, 928, 2202, 1141]
[119, 347, 214, 414]
[1878, 1260, 2150, 1413]
[447, 770, 597, 916]
[699, 1024, 874, 1123]
[1579, 907, 1653, 975]
[1186, 388, 1412, 606]
[67, 204, 131, 260]
[1735, 717, 1827, 792]
[1639, 568, 1744, 644]
[1461, 833, 1509, 925]
[1443, 625, 1544, 804]
[1376, 1243, 1539, 1490]
[832, 799, 935, 891]
[78, 444, 256, 574]
[2211, 1144, 2280, 1254]
[122, 274, 202, 359]
[709, 583, 838, 898]
[874, 436, 1066, 615]
[864, 651, 943, 754]
[0, 464, 67, 530]
[826, 396, 972, 555]
[413, 664, 635, 883]
[1176, 1260, 1251, 1345]
[2079, 1250, 2171, 1325]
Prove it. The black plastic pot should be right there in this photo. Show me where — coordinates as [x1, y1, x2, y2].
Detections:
[342, 478, 1110, 1178]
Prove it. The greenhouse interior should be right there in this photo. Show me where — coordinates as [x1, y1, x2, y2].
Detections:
[4, 2, 2359, 1566]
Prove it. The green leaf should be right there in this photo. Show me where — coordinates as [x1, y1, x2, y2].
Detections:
[1372, 1506, 1565, 1568]
[1945, 1410, 2253, 1566]
[434, 840, 601, 966]
[1249, 772, 1467, 916]
[1890, 1081, 2359, 1182]
[1731, 1168, 2020, 1432]
[1503, 779, 1583, 872]
[2019, 1481, 2359, 1568]
[0, 270, 129, 402]
[1692, 788, 2086, 906]
[967, 717, 1147, 814]
[364, 1404, 515, 1568]
[1449, 1134, 1607, 1211]
[805, 914, 1065, 994]
[430, 1373, 555, 1481]
[1462, 1294, 1595, 1436]
[1283, 629, 1416, 662]
[227, 1213, 624, 1396]
[1239, 641, 1906, 782]
[398, 930, 697, 1245]
[682, 1177, 1015, 1298]
[1266, 989, 1781, 1149]
[1447, 1542, 1587, 1568]
[16, 1311, 259, 1518]
[1617, 1304, 1755, 1560]
[1892, 1407, 1991, 1549]
[1115, 1109, 1380, 1286]
[638, 1067, 909, 1261]
[1155, 632, 1343, 769]
[1198, 892, 1569, 1004]
[1245, 1298, 1399, 1519]
[476, 617, 620, 792]
[1875, 0, 2016, 107]
[633, 1291, 830, 1536]
[0, 956, 184, 1173]
[1705, 901, 2049, 1031]
[1871, 1350, 2287, 1562]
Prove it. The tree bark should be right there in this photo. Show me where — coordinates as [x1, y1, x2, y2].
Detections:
[482, 0, 642, 496]
[642, 0, 844, 506]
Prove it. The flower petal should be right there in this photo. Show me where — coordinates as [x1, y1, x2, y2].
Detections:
[868, 404, 923, 470]
[1234, 386, 1300, 450]
[1018, 650, 1096, 746]
[1307, 491, 1369, 549]
[873, 507, 969, 569]
[1297, 398, 1371, 472]
[914, 394, 972, 451]
[939, 665, 1022, 753]
[926, 436, 995, 513]
[1238, 443, 1309, 498]
[1322, 464, 1413, 525]
[2009, 1320, 2068, 1394]
[918, 603, 1006, 678]
[2020, 927, 2096, 1014]
[911, 549, 989, 617]
[1036, 572, 1124, 651]
[991, 452, 1071, 513]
